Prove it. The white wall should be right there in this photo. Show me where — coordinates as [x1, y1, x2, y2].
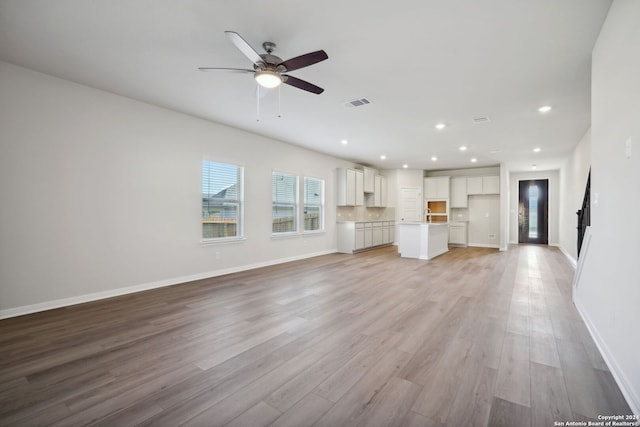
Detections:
[574, 0, 640, 414]
[499, 162, 510, 251]
[0, 61, 352, 317]
[508, 170, 560, 245]
[468, 194, 500, 247]
[558, 129, 591, 264]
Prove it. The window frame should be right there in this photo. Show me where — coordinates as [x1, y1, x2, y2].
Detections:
[201, 159, 245, 244]
[303, 176, 325, 234]
[271, 170, 299, 236]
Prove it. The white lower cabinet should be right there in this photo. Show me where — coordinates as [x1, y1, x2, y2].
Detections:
[449, 222, 468, 245]
[372, 222, 383, 246]
[355, 223, 365, 250]
[382, 222, 390, 244]
[337, 221, 395, 253]
[364, 223, 373, 247]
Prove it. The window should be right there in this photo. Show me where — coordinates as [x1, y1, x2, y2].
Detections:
[272, 171, 298, 234]
[202, 160, 243, 240]
[304, 177, 324, 232]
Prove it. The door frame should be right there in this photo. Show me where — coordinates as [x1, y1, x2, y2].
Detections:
[518, 179, 549, 245]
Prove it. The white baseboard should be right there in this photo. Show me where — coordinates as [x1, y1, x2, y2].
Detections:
[574, 298, 640, 416]
[0, 249, 338, 320]
[468, 243, 500, 249]
[554, 244, 577, 268]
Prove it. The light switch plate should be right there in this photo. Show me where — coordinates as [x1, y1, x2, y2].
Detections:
[626, 136, 632, 158]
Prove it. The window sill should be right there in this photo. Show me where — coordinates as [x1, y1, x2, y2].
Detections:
[303, 230, 325, 236]
[271, 232, 300, 240]
[200, 236, 246, 247]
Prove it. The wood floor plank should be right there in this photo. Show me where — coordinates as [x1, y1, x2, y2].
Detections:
[411, 338, 474, 423]
[225, 401, 281, 427]
[141, 348, 287, 425]
[530, 362, 573, 427]
[494, 331, 531, 407]
[264, 332, 368, 412]
[487, 396, 532, 427]
[0, 245, 631, 427]
[353, 377, 422, 427]
[313, 347, 412, 427]
[401, 411, 445, 427]
[445, 351, 498, 427]
[181, 348, 326, 427]
[555, 338, 623, 420]
[269, 393, 333, 427]
[91, 399, 164, 427]
[530, 331, 561, 368]
[313, 331, 402, 403]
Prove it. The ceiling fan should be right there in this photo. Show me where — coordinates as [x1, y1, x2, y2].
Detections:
[199, 31, 328, 94]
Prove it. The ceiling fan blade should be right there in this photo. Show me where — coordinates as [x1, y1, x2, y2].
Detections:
[198, 67, 254, 73]
[282, 75, 324, 94]
[224, 31, 262, 64]
[278, 50, 328, 72]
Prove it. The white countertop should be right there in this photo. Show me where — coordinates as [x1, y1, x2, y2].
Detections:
[337, 220, 395, 223]
[397, 222, 448, 226]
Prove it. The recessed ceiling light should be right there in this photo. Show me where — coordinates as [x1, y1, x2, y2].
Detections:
[435, 123, 446, 130]
[533, 147, 541, 152]
[431, 156, 438, 162]
[459, 146, 467, 151]
[340, 139, 348, 145]
[403, 164, 408, 168]
[538, 105, 552, 113]
[380, 155, 386, 160]
[470, 158, 478, 163]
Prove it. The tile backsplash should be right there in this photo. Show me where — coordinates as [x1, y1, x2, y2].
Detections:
[451, 208, 469, 222]
[336, 206, 396, 222]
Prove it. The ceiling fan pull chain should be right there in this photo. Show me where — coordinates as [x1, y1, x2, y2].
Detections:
[277, 85, 282, 118]
[256, 85, 260, 122]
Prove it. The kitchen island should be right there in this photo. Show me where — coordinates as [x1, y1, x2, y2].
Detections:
[397, 222, 449, 260]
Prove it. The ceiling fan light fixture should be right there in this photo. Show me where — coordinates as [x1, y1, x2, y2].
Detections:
[255, 70, 282, 88]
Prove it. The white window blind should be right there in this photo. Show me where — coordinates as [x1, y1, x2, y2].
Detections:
[304, 177, 324, 232]
[272, 172, 298, 234]
[202, 160, 243, 239]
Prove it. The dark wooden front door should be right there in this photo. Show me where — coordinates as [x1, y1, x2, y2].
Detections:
[518, 179, 549, 244]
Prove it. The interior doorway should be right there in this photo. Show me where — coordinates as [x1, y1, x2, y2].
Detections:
[518, 179, 549, 244]
[399, 187, 422, 222]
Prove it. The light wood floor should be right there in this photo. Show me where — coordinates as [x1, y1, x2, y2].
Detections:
[0, 245, 632, 426]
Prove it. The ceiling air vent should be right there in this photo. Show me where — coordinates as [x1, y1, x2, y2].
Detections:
[345, 97, 373, 108]
[472, 116, 491, 124]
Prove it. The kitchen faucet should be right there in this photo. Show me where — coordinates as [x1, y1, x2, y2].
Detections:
[424, 207, 432, 222]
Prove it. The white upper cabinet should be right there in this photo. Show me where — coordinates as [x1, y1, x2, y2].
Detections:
[483, 176, 500, 194]
[337, 168, 364, 206]
[355, 169, 364, 205]
[366, 175, 387, 207]
[424, 176, 450, 199]
[363, 167, 377, 193]
[450, 177, 468, 208]
[467, 176, 483, 195]
[467, 175, 500, 195]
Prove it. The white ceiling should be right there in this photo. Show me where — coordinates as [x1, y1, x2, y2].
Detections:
[0, 0, 611, 172]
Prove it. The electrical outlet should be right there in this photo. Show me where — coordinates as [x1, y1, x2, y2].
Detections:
[215, 251, 221, 260]
[489, 234, 496, 240]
